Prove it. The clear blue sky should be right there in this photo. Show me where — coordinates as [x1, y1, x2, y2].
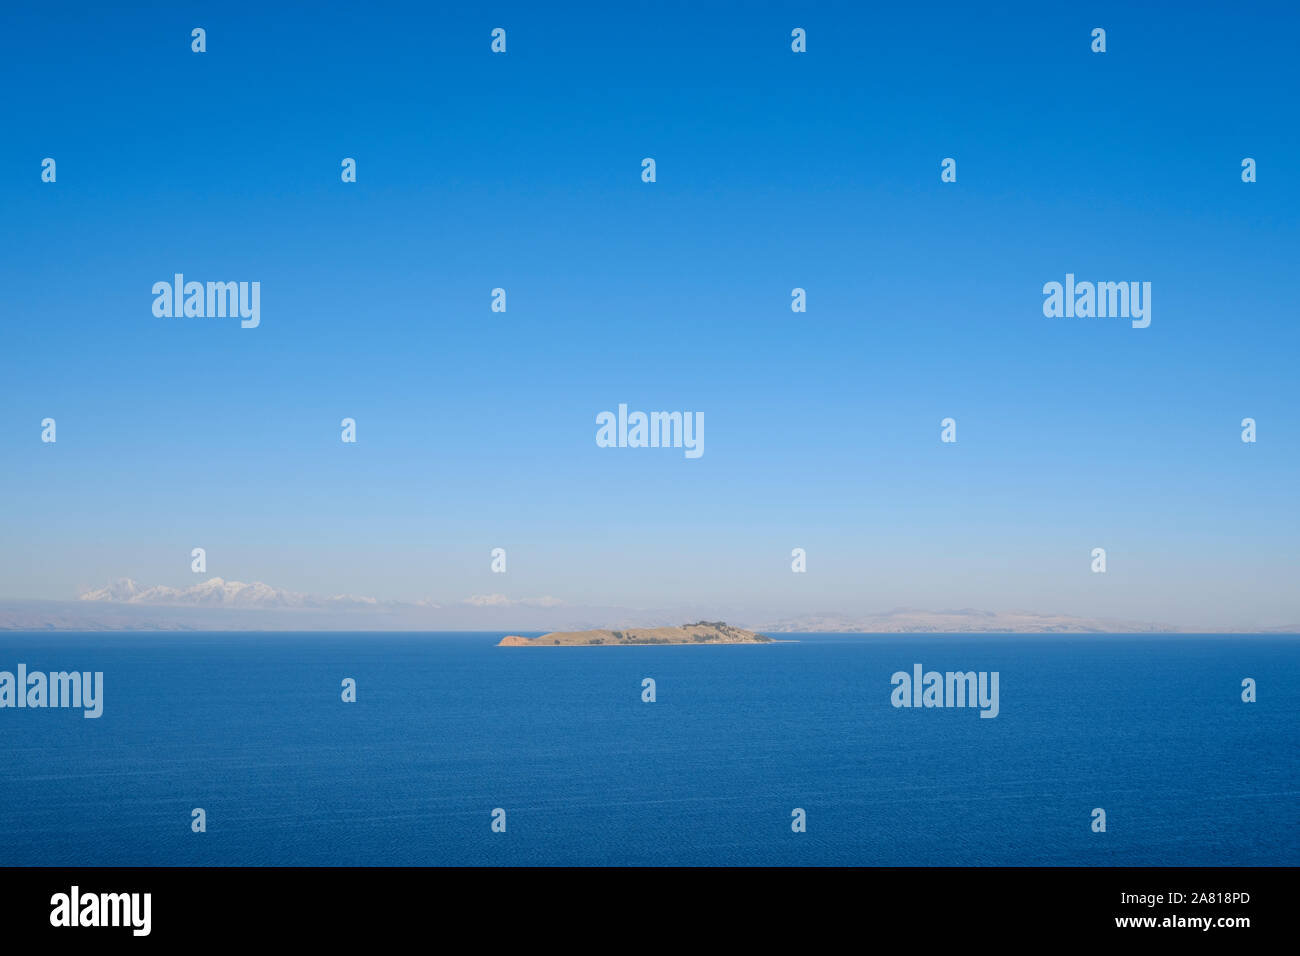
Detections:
[2, 1, 1297, 628]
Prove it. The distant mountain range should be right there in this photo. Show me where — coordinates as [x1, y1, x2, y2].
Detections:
[760, 608, 1188, 634]
[78, 577, 381, 609]
[0, 578, 1290, 633]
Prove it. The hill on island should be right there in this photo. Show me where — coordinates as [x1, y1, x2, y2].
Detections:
[499, 621, 772, 646]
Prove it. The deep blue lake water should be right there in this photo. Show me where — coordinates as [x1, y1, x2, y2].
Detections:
[0, 633, 1295, 866]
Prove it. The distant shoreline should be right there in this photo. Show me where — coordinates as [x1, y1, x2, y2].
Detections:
[3, 597, 1296, 635]
[1, 628, 1296, 638]
[498, 639, 802, 646]
[499, 623, 777, 647]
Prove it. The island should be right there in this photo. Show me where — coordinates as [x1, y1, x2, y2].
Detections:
[498, 621, 774, 646]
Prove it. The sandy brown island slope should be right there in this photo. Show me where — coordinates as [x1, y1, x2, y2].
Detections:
[499, 621, 773, 646]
